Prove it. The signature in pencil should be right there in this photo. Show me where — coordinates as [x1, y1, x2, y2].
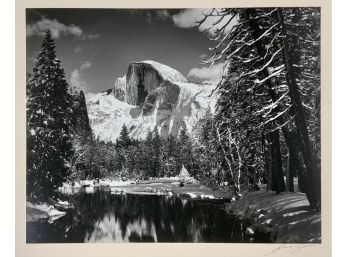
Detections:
[264, 244, 316, 256]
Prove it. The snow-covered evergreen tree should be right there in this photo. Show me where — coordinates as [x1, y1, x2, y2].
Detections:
[27, 30, 74, 201]
[197, 8, 321, 208]
[160, 135, 180, 177]
[195, 110, 223, 188]
[144, 130, 154, 178]
[178, 122, 194, 176]
[119, 124, 131, 148]
[152, 127, 161, 177]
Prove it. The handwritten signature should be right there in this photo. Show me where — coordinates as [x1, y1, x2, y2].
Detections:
[264, 244, 317, 256]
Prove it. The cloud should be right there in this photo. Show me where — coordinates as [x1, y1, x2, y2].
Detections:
[70, 61, 92, 92]
[156, 10, 170, 20]
[80, 61, 92, 70]
[144, 10, 171, 24]
[188, 62, 225, 84]
[172, 9, 238, 36]
[27, 18, 82, 38]
[145, 12, 153, 24]
[26, 17, 100, 39]
[74, 45, 83, 53]
[81, 33, 100, 40]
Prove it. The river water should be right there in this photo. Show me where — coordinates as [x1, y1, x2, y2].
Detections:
[27, 189, 268, 243]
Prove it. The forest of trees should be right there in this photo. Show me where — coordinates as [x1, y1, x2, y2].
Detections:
[27, 7, 321, 211]
[69, 124, 197, 181]
[195, 7, 321, 209]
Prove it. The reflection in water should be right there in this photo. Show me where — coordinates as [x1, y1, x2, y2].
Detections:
[85, 214, 158, 242]
[27, 190, 255, 243]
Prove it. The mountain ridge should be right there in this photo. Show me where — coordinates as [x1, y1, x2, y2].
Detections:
[87, 60, 217, 142]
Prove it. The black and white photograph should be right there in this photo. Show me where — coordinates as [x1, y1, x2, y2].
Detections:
[25, 7, 322, 244]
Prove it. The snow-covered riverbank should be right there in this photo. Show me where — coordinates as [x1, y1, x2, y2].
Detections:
[225, 191, 321, 243]
[28, 179, 321, 243]
[58, 177, 231, 199]
[26, 199, 73, 223]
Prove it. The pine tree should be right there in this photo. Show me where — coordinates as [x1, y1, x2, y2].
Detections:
[195, 110, 223, 188]
[197, 8, 321, 208]
[144, 130, 154, 178]
[119, 124, 131, 148]
[276, 7, 321, 209]
[178, 122, 194, 176]
[160, 135, 179, 177]
[27, 30, 74, 201]
[152, 127, 161, 177]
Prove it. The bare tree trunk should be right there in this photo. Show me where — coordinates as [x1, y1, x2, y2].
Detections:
[266, 138, 273, 191]
[216, 127, 241, 198]
[288, 150, 295, 192]
[286, 153, 290, 191]
[270, 130, 285, 194]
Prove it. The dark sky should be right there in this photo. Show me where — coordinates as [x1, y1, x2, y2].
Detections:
[26, 9, 218, 97]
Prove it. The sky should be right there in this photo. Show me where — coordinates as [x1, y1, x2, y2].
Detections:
[26, 9, 232, 99]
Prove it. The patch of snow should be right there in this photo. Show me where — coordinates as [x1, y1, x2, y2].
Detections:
[80, 180, 94, 187]
[57, 199, 69, 206]
[200, 194, 215, 199]
[282, 210, 308, 217]
[186, 192, 198, 198]
[141, 60, 188, 83]
[265, 219, 272, 224]
[47, 208, 66, 217]
[245, 227, 255, 236]
[85, 187, 95, 194]
[226, 191, 321, 243]
[27, 202, 66, 223]
[100, 180, 135, 187]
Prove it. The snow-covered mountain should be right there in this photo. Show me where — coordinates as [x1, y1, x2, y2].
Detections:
[87, 60, 217, 142]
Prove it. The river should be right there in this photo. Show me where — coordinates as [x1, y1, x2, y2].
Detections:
[27, 188, 270, 243]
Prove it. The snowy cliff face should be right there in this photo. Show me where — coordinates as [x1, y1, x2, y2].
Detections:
[111, 75, 126, 101]
[125, 61, 187, 105]
[87, 60, 217, 142]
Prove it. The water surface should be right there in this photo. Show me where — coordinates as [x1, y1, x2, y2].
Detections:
[27, 189, 264, 243]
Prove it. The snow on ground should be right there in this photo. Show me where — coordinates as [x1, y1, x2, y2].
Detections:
[225, 191, 321, 243]
[26, 202, 67, 223]
[58, 178, 232, 200]
[59, 179, 136, 191]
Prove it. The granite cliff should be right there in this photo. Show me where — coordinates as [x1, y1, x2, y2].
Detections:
[87, 60, 217, 142]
